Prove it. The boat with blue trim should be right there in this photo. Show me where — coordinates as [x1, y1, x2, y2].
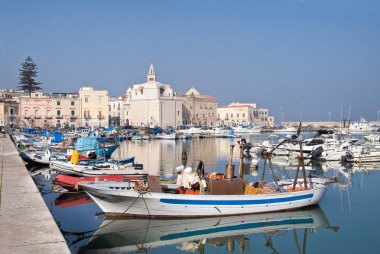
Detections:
[80, 176, 329, 218]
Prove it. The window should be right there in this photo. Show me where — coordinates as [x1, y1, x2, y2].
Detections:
[231, 113, 233, 118]
[243, 113, 245, 118]
[57, 110, 61, 116]
[98, 96, 102, 103]
[178, 110, 180, 116]
[98, 110, 102, 118]
[9, 108, 14, 115]
[25, 109, 29, 116]
[237, 113, 239, 118]
[34, 109, 38, 117]
[71, 101, 75, 106]
[46, 110, 50, 117]
[85, 97, 89, 103]
[71, 110, 75, 116]
[57, 101, 61, 106]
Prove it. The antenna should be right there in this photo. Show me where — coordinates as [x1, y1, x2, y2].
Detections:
[348, 106, 351, 121]
[300, 99, 304, 122]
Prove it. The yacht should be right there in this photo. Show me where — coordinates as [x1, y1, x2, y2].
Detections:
[349, 118, 378, 133]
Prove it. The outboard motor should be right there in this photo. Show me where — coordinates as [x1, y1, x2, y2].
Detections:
[341, 151, 355, 163]
[310, 146, 324, 160]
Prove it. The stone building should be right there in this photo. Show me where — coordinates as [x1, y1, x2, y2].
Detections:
[19, 92, 80, 128]
[109, 96, 128, 127]
[78, 87, 109, 128]
[127, 64, 182, 128]
[217, 102, 274, 127]
[0, 90, 20, 132]
[178, 87, 218, 126]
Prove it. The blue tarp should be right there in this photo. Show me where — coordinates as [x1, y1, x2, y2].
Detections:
[75, 137, 99, 151]
[40, 130, 62, 143]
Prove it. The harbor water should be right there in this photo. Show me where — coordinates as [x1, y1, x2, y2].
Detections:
[30, 134, 380, 253]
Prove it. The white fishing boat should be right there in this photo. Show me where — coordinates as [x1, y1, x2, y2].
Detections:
[176, 126, 202, 135]
[81, 177, 328, 218]
[49, 160, 148, 177]
[349, 118, 378, 133]
[80, 206, 332, 254]
[341, 149, 380, 163]
[273, 126, 298, 134]
[233, 125, 262, 134]
[19, 149, 67, 165]
[155, 132, 177, 140]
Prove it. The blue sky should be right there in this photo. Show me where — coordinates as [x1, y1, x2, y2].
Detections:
[1, 0, 379, 122]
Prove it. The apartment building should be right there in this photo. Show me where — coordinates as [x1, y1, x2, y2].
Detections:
[19, 92, 80, 128]
[78, 87, 109, 128]
[217, 102, 274, 127]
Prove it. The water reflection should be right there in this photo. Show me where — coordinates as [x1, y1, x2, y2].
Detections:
[26, 137, 380, 253]
[78, 206, 337, 254]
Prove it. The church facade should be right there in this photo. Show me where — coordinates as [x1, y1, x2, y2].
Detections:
[127, 64, 183, 128]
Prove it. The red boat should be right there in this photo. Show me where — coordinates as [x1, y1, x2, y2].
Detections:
[54, 174, 140, 191]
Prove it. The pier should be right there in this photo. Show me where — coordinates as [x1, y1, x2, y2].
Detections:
[0, 135, 69, 253]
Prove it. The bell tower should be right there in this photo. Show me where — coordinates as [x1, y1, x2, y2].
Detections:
[147, 63, 156, 82]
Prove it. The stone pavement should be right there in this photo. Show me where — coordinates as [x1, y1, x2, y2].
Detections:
[0, 135, 70, 253]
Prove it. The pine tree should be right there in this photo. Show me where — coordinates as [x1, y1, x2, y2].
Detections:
[18, 56, 42, 97]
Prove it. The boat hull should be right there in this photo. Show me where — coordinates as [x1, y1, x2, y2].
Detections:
[50, 161, 148, 177]
[82, 182, 328, 218]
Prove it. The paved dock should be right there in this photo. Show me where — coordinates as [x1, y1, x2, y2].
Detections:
[0, 135, 70, 253]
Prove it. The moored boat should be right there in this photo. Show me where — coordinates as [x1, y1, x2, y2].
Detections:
[50, 160, 148, 177]
[80, 176, 329, 218]
[53, 174, 130, 190]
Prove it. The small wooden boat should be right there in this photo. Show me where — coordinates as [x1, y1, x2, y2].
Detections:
[80, 176, 329, 218]
[19, 149, 67, 165]
[50, 160, 148, 177]
[54, 174, 129, 190]
[155, 132, 177, 140]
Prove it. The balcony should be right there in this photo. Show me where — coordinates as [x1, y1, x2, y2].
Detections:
[70, 115, 77, 119]
[84, 115, 91, 119]
[97, 115, 105, 119]
[56, 115, 63, 119]
[34, 116, 41, 119]
[24, 116, 31, 119]
[46, 116, 53, 119]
